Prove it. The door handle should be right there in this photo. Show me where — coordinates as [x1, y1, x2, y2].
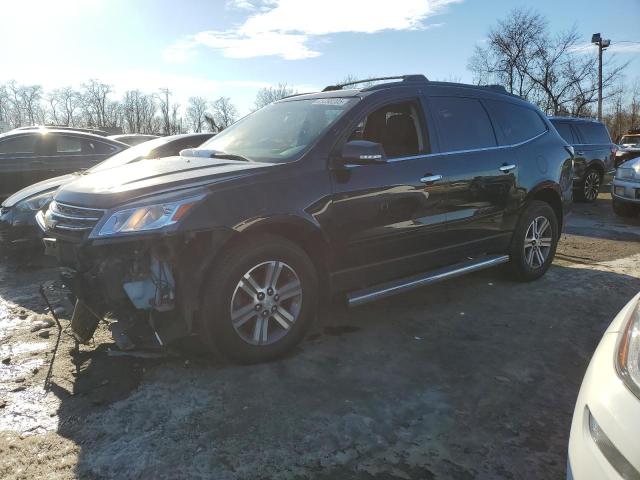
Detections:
[499, 164, 517, 173]
[420, 174, 443, 184]
[575, 151, 585, 156]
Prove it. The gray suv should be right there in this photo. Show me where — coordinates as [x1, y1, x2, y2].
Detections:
[549, 117, 616, 202]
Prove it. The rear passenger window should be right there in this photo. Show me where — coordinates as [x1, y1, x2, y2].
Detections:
[0, 135, 39, 154]
[484, 100, 546, 144]
[56, 136, 83, 153]
[429, 97, 496, 152]
[575, 123, 611, 145]
[552, 122, 575, 144]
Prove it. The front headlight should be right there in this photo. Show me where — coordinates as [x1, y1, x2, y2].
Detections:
[14, 191, 55, 213]
[616, 167, 639, 181]
[616, 299, 640, 400]
[97, 195, 203, 237]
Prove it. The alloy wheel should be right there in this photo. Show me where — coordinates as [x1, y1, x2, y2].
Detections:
[583, 171, 601, 201]
[523, 216, 553, 269]
[230, 261, 303, 346]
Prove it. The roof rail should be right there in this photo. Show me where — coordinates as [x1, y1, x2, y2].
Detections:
[480, 84, 508, 94]
[322, 74, 428, 92]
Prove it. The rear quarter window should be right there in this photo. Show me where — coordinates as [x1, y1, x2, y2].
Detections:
[484, 100, 547, 145]
[88, 141, 120, 155]
[575, 123, 611, 145]
[551, 122, 575, 144]
[429, 97, 497, 152]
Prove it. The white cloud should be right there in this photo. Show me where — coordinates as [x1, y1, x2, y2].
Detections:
[165, 0, 460, 61]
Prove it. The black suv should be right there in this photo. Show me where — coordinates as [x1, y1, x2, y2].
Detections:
[39, 75, 573, 363]
[549, 117, 616, 202]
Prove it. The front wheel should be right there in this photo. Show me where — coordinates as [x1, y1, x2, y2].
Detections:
[509, 201, 559, 282]
[199, 235, 318, 364]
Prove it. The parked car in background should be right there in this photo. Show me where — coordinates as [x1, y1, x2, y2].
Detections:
[616, 130, 640, 167]
[13, 125, 111, 136]
[611, 156, 640, 218]
[38, 75, 573, 364]
[0, 129, 128, 200]
[0, 133, 213, 250]
[108, 133, 160, 146]
[567, 292, 640, 480]
[549, 117, 616, 202]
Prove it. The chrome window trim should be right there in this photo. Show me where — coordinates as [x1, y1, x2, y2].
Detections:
[571, 143, 612, 148]
[380, 129, 548, 164]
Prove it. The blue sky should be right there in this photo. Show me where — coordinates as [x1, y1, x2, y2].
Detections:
[2, 0, 639, 114]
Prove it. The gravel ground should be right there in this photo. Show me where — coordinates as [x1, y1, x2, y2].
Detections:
[0, 193, 639, 480]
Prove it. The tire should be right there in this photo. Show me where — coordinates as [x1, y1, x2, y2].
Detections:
[199, 235, 318, 364]
[574, 168, 602, 203]
[509, 200, 559, 282]
[612, 198, 638, 218]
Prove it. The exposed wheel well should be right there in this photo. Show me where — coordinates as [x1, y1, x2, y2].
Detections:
[531, 189, 563, 230]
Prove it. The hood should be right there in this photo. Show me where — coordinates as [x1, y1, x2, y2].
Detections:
[54, 156, 273, 209]
[618, 156, 640, 170]
[2, 173, 76, 208]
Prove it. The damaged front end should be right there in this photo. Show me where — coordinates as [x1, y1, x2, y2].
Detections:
[37, 199, 232, 351]
[68, 244, 182, 349]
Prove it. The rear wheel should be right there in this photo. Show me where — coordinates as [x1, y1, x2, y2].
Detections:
[612, 198, 639, 218]
[200, 235, 318, 364]
[575, 168, 602, 203]
[509, 200, 559, 281]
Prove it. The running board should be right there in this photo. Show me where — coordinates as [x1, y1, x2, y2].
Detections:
[346, 254, 510, 308]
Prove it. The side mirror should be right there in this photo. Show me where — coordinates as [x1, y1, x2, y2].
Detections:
[340, 140, 387, 165]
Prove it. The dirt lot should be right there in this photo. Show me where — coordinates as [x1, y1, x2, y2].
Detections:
[1, 193, 639, 480]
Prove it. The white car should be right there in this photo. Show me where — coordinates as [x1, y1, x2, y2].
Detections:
[568, 292, 640, 479]
[612, 157, 640, 218]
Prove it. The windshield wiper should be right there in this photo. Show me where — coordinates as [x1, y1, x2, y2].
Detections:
[210, 152, 252, 162]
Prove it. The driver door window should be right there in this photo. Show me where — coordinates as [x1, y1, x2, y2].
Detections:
[348, 101, 426, 158]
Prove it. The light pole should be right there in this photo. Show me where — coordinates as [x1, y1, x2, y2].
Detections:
[591, 33, 610, 121]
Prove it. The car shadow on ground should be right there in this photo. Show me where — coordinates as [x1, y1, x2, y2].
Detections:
[38, 262, 640, 480]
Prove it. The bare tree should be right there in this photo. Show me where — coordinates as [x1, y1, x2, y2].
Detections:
[254, 83, 296, 110]
[186, 96, 209, 132]
[81, 79, 113, 127]
[468, 8, 544, 98]
[468, 9, 628, 116]
[122, 90, 159, 133]
[47, 87, 81, 126]
[18, 85, 43, 125]
[211, 97, 238, 131]
[158, 88, 172, 135]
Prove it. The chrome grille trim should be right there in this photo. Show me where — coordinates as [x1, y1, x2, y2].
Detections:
[47, 201, 105, 233]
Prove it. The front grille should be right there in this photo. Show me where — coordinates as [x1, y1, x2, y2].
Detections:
[47, 201, 104, 234]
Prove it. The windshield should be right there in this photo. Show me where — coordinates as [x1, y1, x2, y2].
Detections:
[198, 97, 357, 163]
[88, 136, 175, 172]
[620, 135, 640, 146]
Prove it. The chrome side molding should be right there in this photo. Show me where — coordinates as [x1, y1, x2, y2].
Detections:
[346, 254, 510, 307]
